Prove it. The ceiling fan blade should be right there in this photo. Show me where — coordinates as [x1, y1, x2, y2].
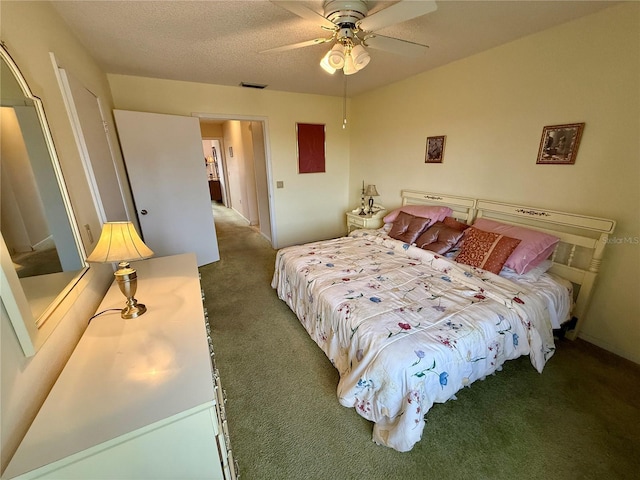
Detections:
[272, 1, 336, 29]
[363, 34, 429, 57]
[358, 0, 437, 32]
[260, 37, 333, 54]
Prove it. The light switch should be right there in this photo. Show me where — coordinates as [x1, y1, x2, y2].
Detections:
[276, 181, 284, 188]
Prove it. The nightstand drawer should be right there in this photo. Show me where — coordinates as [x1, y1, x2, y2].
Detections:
[346, 211, 385, 233]
[350, 216, 366, 228]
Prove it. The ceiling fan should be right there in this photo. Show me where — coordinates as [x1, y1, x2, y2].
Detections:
[263, 0, 438, 75]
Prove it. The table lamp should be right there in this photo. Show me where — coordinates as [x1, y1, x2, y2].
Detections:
[86, 222, 154, 319]
[365, 184, 380, 214]
[359, 180, 367, 215]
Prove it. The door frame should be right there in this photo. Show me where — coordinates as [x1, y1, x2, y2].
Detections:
[193, 112, 277, 249]
[202, 137, 231, 207]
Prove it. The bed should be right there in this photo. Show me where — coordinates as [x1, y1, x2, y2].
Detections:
[271, 190, 615, 452]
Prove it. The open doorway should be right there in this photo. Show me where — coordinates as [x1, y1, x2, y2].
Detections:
[198, 116, 273, 245]
[202, 138, 228, 206]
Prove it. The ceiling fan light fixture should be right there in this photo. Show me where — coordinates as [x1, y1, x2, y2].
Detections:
[269, 0, 437, 83]
[343, 53, 357, 75]
[327, 43, 346, 69]
[320, 51, 337, 74]
[350, 44, 370, 70]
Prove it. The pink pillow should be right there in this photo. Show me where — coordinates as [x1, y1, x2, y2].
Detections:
[383, 205, 453, 224]
[472, 218, 560, 274]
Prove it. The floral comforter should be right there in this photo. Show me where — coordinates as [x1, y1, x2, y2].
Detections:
[271, 229, 557, 452]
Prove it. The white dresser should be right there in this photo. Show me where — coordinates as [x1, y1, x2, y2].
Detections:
[3, 253, 237, 480]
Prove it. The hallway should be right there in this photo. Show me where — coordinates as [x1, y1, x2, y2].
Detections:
[208, 201, 274, 265]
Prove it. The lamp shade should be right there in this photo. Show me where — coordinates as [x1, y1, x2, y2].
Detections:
[86, 222, 154, 264]
[343, 53, 357, 75]
[327, 43, 345, 69]
[351, 44, 370, 71]
[364, 184, 379, 197]
[320, 51, 336, 74]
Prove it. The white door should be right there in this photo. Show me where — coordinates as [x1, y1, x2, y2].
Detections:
[113, 110, 219, 266]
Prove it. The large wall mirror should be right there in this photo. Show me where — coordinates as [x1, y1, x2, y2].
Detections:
[0, 43, 87, 356]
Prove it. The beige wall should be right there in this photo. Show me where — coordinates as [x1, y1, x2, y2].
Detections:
[223, 120, 249, 219]
[199, 122, 223, 137]
[0, 1, 121, 473]
[241, 121, 259, 226]
[350, 3, 639, 363]
[108, 75, 351, 247]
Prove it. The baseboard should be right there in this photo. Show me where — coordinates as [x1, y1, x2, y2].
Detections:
[576, 332, 640, 366]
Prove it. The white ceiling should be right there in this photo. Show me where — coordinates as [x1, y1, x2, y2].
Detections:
[50, 0, 619, 98]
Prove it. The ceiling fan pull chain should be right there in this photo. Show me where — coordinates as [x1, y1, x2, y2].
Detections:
[342, 73, 348, 129]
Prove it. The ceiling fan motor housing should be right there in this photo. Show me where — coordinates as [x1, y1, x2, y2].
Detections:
[324, 0, 369, 27]
[337, 27, 355, 44]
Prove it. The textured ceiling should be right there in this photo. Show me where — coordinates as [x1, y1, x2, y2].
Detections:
[50, 0, 619, 97]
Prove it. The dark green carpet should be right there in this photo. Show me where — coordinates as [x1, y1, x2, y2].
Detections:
[199, 204, 640, 480]
[13, 247, 62, 278]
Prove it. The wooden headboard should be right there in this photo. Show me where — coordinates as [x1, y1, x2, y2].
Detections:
[401, 189, 476, 223]
[474, 200, 615, 340]
[399, 190, 616, 340]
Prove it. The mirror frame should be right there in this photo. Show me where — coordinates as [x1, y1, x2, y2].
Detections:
[0, 42, 88, 356]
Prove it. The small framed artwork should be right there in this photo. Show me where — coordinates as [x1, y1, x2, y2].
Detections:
[536, 123, 584, 165]
[228, 146, 234, 158]
[297, 122, 326, 174]
[425, 135, 446, 163]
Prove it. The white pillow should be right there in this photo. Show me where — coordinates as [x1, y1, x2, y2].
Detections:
[500, 259, 553, 282]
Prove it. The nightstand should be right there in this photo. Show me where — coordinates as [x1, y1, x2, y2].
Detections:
[346, 211, 386, 233]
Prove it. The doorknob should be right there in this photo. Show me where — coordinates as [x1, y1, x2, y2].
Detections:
[140, 209, 148, 215]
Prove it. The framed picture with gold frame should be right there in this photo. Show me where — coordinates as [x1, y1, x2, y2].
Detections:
[425, 135, 446, 163]
[536, 123, 584, 165]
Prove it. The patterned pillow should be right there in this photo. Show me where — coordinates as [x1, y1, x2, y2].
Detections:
[388, 212, 432, 244]
[415, 222, 466, 254]
[472, 218, 560, 274]
[455, 227, 521, 274]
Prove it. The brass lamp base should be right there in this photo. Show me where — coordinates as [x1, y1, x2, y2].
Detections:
[121, 301, 147, 319]
[115, 261, 147, 319]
